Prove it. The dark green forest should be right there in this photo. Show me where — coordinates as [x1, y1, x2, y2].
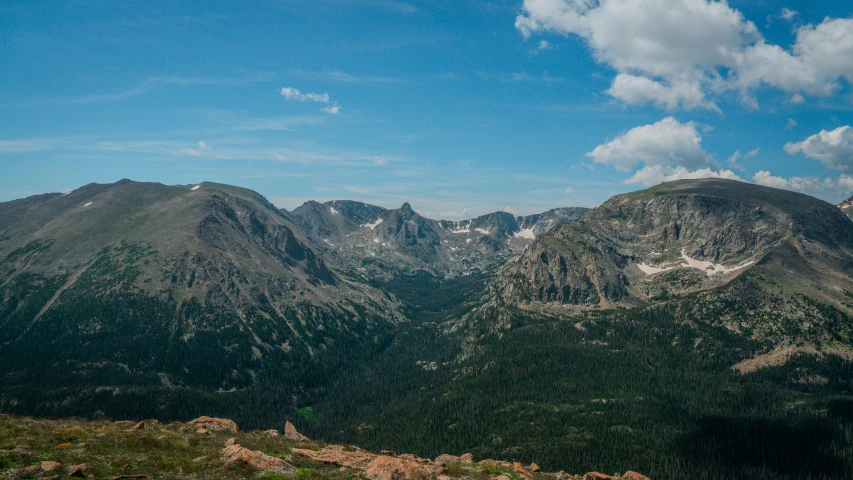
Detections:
[1, 271, 852, 480]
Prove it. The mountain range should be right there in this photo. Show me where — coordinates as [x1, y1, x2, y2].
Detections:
[1, 178, 852, 480]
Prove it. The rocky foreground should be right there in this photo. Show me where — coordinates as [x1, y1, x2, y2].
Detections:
[0, 415, 648, 480]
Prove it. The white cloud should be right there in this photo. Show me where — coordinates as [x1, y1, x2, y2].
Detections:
[564, 187, 576, 195]
[372, 156, 389, 166]
[625, 165, 742, 187]
[725, 148, 756, 171]
[779, 8, 798, 22]
[784, 125, 853, 171]
[531, 40, 552, 54]
[787, 118, 798, 129]
[280, 87, 330, 103]
[791, 93, 805, 104]
[503, 205, 518, 214]
[607, 74, 718, 111]
[586, 117, 712, 171]
[176, 140, 212, 157]
[321, 104, 341, 115]
[516, 0, 853, 110]
[753, 170, 853, 196]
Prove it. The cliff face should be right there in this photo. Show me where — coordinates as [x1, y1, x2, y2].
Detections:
[500, 179, 853, 311]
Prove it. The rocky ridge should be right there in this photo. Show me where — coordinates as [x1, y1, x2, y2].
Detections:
[0, 414, 649, 480]
[290, 200, 587, 278]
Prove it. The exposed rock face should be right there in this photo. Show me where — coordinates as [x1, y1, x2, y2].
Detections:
[365, 455, 440, 480]
[291, 447, 378, 470]
[501, 179, 853, 314]
[40, 461, 62, 472]
[263, 429, 280, 437]
[221, 444, 294, 473]
[188, 416, 238, 433]
[839, 195, 853, 221]
[513, 462, 534, 478]
[291, 200, 587, 278]
[284, 421, 309, 441]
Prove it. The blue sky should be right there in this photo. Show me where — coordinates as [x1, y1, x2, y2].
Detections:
[3, 0, 853, 218]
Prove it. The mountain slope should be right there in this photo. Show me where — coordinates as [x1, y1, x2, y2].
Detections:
[0, 180, 400, 400]
[291, 201, 588, 278]
[839, 195, 853, 221]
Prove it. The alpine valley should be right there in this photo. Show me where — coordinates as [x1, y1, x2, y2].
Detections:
[1, 178, 852, 480]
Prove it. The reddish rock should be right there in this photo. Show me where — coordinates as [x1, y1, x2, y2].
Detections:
[40, 461, 62, 472]
[622, 472, 650, 480]
[131, 421, 146, 430]
[514, 462, 534, 479]
[291, 448, 377, 470]
[530, 462, 541, 472]
[284, 421, 309, 441]
[582, 473, 616, 480]
[491, 476, 511, 480]
[399, 454, 433, 465]
[263, 429, 280, 437]
[221, 444, 294, 473]
[67, 463, 94, 477]
[365, 455, 435, 480]
[434, 454, 461, 467]
[225, 437, 237, 446]
[188, 416, 238, 433]
[459, 453, 474, 464]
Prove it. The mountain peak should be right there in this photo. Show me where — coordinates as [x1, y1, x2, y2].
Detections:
[400, 202, 414, 214]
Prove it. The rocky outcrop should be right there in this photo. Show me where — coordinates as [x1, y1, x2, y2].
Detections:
[284, 421, 310, 441]
[291, 447, 377, 470]
[188, 416, 238, 433]
[221, 444, 294, 473]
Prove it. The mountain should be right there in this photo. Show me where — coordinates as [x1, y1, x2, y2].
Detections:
[291, 201, 588, 278]
[496, 179, 853, 345]
[1, 179, 852, 480]
[840, 195, 853, 221]
[0, 180, 400, 405]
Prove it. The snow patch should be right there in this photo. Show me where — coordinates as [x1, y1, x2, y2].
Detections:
[466, 238, 471, 244]
[83, 202, 93, 208]
[329, 207, 338, 215]
[191, 185, 200, 191]
[637, 263, 675, 275]
[514, 227, 535, 239]
[475, 228, 491, 235]
[680, 250, 754, 276]
[636, 250, 754, 277]
[373, 238, 380, 243]
[447, 222, 470, 234]
[362, 218, 384, 230]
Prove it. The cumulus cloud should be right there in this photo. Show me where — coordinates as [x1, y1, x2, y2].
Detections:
[586, 117, 713, 171]
[176, 141, 212, 157]
[625, 165, 742, 187]
[280, 87, 330, 103]
[515, 0, 853, 110]
[784, 125, 853, 171]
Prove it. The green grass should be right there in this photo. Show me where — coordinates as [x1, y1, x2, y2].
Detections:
[0, 415, 331, 480]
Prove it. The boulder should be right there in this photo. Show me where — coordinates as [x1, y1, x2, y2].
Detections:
[459, 453, 474, 464]
[67, 463, 94, 477]
[263, 429, 280, 437]
[491, 476, 511, 480]
[530, 462, 541, 472]
[434, 454, 461, 467]
[221, 444, 294, 473]
[291, 448, 377, 470]
[284, 421, 309, 441]
[40, 461, 62, 472]
[514, 462, 534, 479]
[398, 454, 433, 465]
[365, 455, 435, 480]
[582, 473, 616, 480]
[131, 421, 146, 430]
[622, 472, 650, 480]
[188, 416, 238, 433]
[225, 437, 237, 446]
